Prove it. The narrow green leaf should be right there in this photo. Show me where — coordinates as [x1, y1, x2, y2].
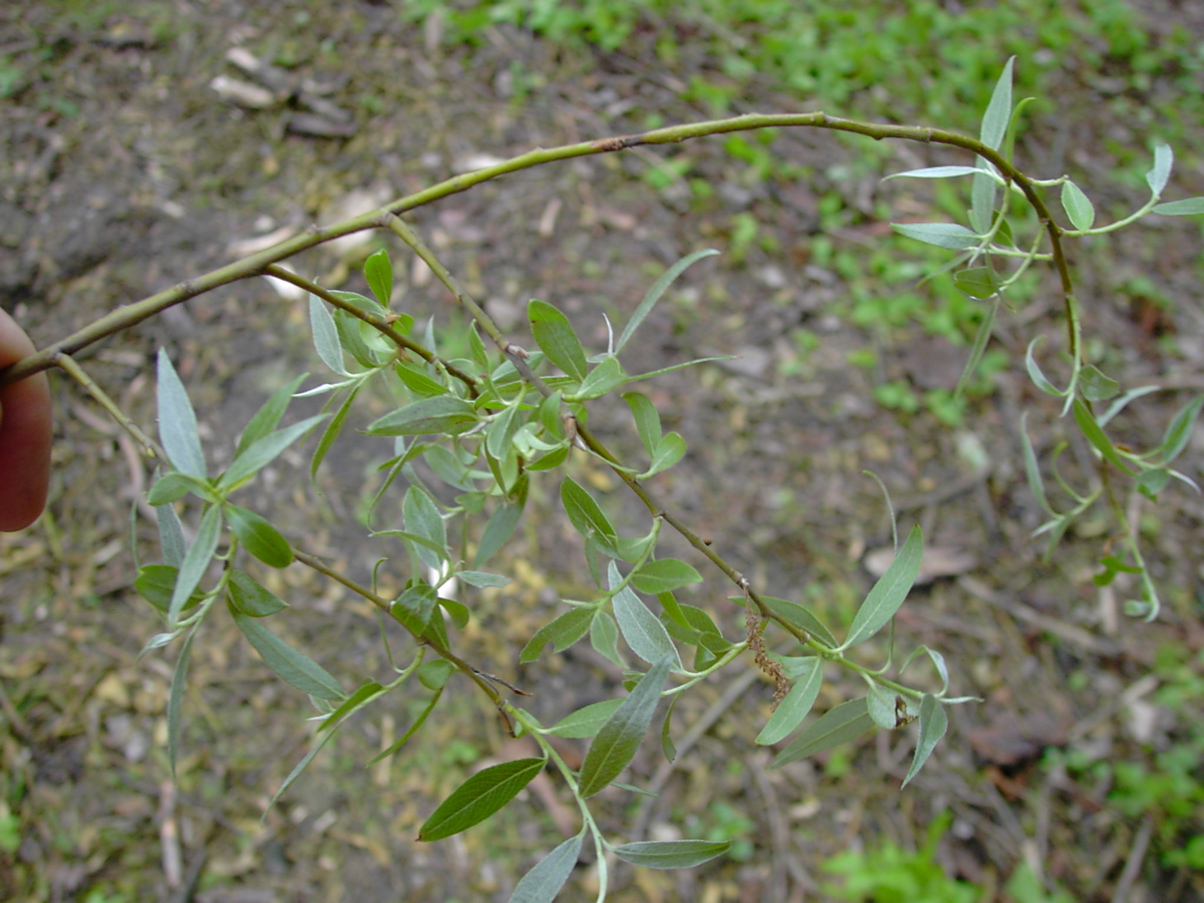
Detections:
[612, 840, 730, 869]
[883, 166, 981, 180]
[394, 359, 449, 397]
[771, 698, 875, 768]
[157, 500, 186, 568]
[756, 657, 822, 745]
[590, 610, 623, 666]
[231, 608, 345, 700]
[1078, 365, 1119, 402]
[866, 682, 897, 729]
[167, 627, 195, 779]
[1157, 395, 1204, 464]
[956, 296, 1000, 398]
[419, 758, 545, 841]
[901, 694, 948, 787]
[226, 504, 293, 568]
[136, 564, 205, 614]
[952, 267, 998, 299]
[571, 356, 627, 401]
[1024, 337, 1065, 397]
[316, 679, 387, 733]
[364, 249, 393, 307]
[309, 295, 350, 376]
[458, 570, 509, 588]
[843, 525, 923, 648]
[168, 504, 222, 627]
[404, 486, 447, 570]
[529, 299, 588, 381]
[631, 558, 703, 595]
[892, 222, 981, 250]
[477, 502, 523, 567]
[227, 568, 288, 616]
[969, 162, 996, 236]
[156, 348, 207, 479]
[610, 564, 681, 669]
[520, 607, 595, 663]
[560, 477, 617, 547]
[508, 832, 585, 903]
[762, 597, 839, 648]
[310, 384, 361, 480]
[468, 322, 490, 370]
[236, 374, 307, 457]
[391, 583, 439, 635]
[547, 698, 624, 739]
[641, 432, 687, 479]
[1072, 398, 1137, 475]
[1060, 180, 1096, 231]
[1152, 197, 1204, 216]
[365, 395, 479, 436]
[221, 414, 328, 491]
[623, 391, 662, 456]
[660, 694, 678, 762]
[268, 726, 339, 814]
[617, 249, 718, 353]
[578, 654, 672, 797]
[486, 401, 523, 460]
[147, 471, 206, 506]
[980, 56, 1015, 151]
[1146, 143, 1173, 197]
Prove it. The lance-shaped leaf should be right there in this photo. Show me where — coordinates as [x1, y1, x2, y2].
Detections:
[902, 694, 948, 787]
[365, 395, 479, 436]
[866, 682, 898, 729]
[508, 832, 585, 903]
[168, 504, 223, 627]
[236, 374, 307, 457]
[547, 698, 624, 739]
[841, 525, 923, 649]
[578, 654, 673, 797]
[1152, 197, 1204, 216]
[227, 568, 288, 616]
[225, 504, 293, 568]
[136, 564, 205, 614]
[157, 499, 186, 568]
[309, 294, 351, 376]
[220, 414, 328, 491]
[623, 391, 662, 455]
[1072, 398, 1137, 475]
[364, 249, 393, 307]
[157, 349, 207, 479]
[980, 56, 1014, 151]
[1156, 395, 1204, 464]
[560, 477, 617, 549]
[883, 165, 981, 181]
[310, 383, 361, 480]
[772, 697, 875, 768]
[520, 607, 596, 663]
[631, 558, 702, 595]
[756, 657, 822, 745]
[231, 608, 345, 700]
[477, 502, 523, 567]
[610, 563, 681, 669]
[612, 840, 730, 870]
[1146, 143, 1173, 197]
[617, 248, 718, 353]
[641, 432, 686, 479]
[167, 626, 195, 779]
[571, 356, 628, 401]
[403, 485, 448, 570]
[419, 757, 546, 841]
[762, 596, 839, 648]
[892, 222, 981, 250]
[590, 610, 622, 665]
[1060, 180, 1095, 231]
[529, 299, 588, 381]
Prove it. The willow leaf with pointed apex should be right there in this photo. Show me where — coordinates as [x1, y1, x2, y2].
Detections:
[611, 575, 681, 669]
[547, 698, 624, 739]
[528, 299, 588, 381]
[571, 356, 627, 401]
[1152, 197, 1204, 216]
[631, 558, 702, 595]
[772, 697, 875, 768]
[157, 348, 207, 480]
[1158, 395, 1204, 464]
[625, 355, 733, 383]
[168, 504, 222, 627]
[136, 564, 205, 614]
[842, 525, 923, 649]
[590, 610, 623, 665]
[902, 694, 948, 787]
[1146, 143, 1173, 197]
[641, 432, 687, 479]
[222, 414, 329, 491]
[157, 502, 186, 569]
[148, 471, 209, 506]
[227, 568, 287, 616]
[226, 504, 293, 568]
[969, 162, 997, 236]
[756, 657, 822, 746]
[578, 654, 673, 797]
[1072, 398, 1137, 475]
[418, 757, 545, 841]
[884, 165, 981, 180]
[520, 607, 595, 663]
[560, 477, 617, 547]
[1061, 180, 1095, 231]
[660, 694, 678, 762]
[167, 626, 195, 779]
[762, 597, 839, 648]
[364, 249, 393, 307]
[366, 395, 478, 436]
[1024, 337, 1065, 397]
[476, 502, 523, 567]
[892, 222, 982, 250]
[956, 296, 1001, 398]
[612, 840, 730, 870]
[309, 295, 350, 376]
[1078, 365, 1119, 402]
[952, 266, 998, 300]
[311, 384, 361, 480]
[366, 688, 442, 766]
[403, 485, 447, 570]
[617, 248, 718, 353]
[980, 56, 1014, 151]
[237, 374, 307, 457]
[394, 359, 448, 397]
[232, 609, 345, 700]
[902, 645, 951, 696]
[268, 724, 339, 815]
[508, 832, 585, 903]
[623, 391, 662, 456]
